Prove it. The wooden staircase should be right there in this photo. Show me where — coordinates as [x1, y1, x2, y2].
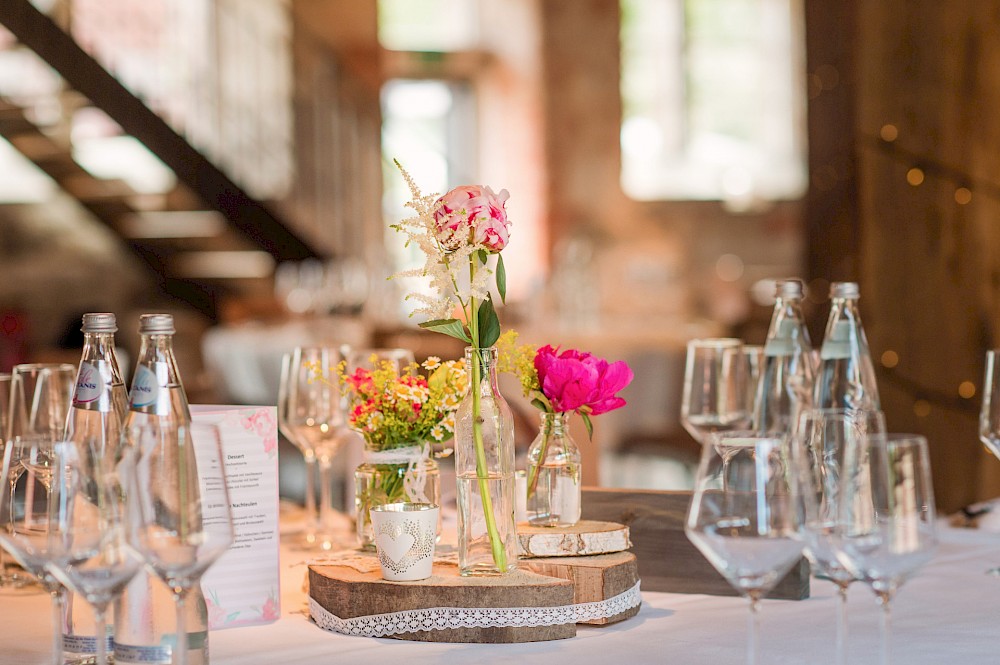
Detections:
[0, 0, 325, 321]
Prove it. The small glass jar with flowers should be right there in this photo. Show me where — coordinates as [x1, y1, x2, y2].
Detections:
[499, 332, 634, 527]
[340, 355, 467, 549]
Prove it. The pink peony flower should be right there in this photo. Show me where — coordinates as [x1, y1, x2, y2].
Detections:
[433, 184, 511, 252]
[533, 345, 633, 415]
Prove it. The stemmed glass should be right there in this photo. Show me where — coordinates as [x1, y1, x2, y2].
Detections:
[835, 433, 937, 665]
[0, 434, 71, 665]
[979, 348, 1000, 574]
[344, 347, 416, 376]
[681, 338, 751, 443]
[4, 362, 75, 592]
[44, 441, 144, 665]
[278, 351, 320, 547]
[279, 346, 351, 549]
[132, 421, 234, 665]
[793, 407, 885, 665]
[685, 431, 805, 665]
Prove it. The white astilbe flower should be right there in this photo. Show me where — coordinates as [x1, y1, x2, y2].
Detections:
[391, 161, 494, 321]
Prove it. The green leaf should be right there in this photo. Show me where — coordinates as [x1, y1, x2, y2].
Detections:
[477, 299, 501, 348]
[530, 398, 549, 412]
[496, 253, 507, 304]
[418, 318, 472, 343]
[581, 413, 594, 440]
[476, 248, 490, 265]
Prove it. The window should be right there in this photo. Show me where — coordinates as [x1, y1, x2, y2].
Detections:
[620, 0, 807, 207]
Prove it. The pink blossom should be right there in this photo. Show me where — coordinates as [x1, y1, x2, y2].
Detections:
[433, 185, 511, 252]
[205, 597, 226, 627]
[533, 345, 633, 415]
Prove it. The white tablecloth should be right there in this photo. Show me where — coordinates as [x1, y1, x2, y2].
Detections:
[2, 525, 999, 664]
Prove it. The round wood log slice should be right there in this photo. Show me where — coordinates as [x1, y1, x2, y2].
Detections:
[517, 520, 631, 558]
[308, 560, 576, 643]
[522, 551, 641, 625]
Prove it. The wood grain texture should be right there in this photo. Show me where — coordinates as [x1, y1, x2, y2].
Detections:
[517, 520, 631, 558]
[522, 550, 640, 625]
[581, 487, 810, 600]
[308, 560, 577, 643]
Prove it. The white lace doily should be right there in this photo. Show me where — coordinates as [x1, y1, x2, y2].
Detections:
[309, 580, 642, 638]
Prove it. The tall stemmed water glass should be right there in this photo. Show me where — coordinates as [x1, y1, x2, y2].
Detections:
[0, 435, 70, 664]
[681, 339, 751, 444]
[281, 346, 350, 549]
[685, 431, 805, 665]
[793, 407, 885, 665]
[835, 433, 937, 665]
[133, 421, 234, 665]
[979, 349, 1000, 574]
[45, 441, 144, 665]
[344, 347, 416, 376]
[4, 363, 75, 591]
[278, 352, 320, 547]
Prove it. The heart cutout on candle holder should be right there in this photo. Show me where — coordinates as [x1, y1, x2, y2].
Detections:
[377, 522, 417, 567]
[370, 503, 439, 581]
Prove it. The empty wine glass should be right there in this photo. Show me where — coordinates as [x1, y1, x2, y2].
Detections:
[45, 441, 144, 665]
[133, 421, 234, 665]
[681, 338, 751, 443]
[0, 434, 70, 665]
[979, 348, 1000, 574]
[686, 431, 805, 665]
[344, 347, 416, 376]
[278, 351, 320, 547]
[835, 433, 937, 665]
[280, 346, 350, 549]
[4, 363, 75, 590]
[793, 407, 885, 665]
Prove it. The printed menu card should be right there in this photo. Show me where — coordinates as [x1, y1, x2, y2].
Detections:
[192, 405, 280, 629]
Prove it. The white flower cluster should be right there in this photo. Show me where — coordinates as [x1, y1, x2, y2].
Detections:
[391, 162, 494, 321]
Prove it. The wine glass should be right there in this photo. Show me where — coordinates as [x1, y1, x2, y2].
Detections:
[835, 433, 937, 665]
[685, 431, 805, 665]
[979, 348, 1000, 574]
[44, 441, 144, 665]
[278, 351, 320, 547]
[132, 421, 234, 665]
[0, 434, 70, 665]
[344, 347, 416, 376]
[792, 407, 885, 665]
[4, 363, 75, 589]
[280, 346, 351, 549]
[681, 338, 751, 443]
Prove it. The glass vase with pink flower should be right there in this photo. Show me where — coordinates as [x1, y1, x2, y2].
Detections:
[500, 335, 634, 528]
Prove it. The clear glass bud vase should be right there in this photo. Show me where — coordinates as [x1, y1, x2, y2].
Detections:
[455, 346, 518, 576]
[354, 442, 440, 550]
[526, 411, 582, 527]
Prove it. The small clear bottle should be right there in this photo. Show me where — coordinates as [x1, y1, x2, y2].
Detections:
[62, 313, 127, 661]
[814, 282, 882, 411]
[525, 411, 582, 527]
[753, 279, 815, 433]
[114, 314, 209, 665]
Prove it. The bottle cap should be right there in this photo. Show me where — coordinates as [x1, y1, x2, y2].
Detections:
[830, 282, 860, 299]
[138, 314, 175, 335]
[775, 279, 804, 300]
[81, 313, 117, 333]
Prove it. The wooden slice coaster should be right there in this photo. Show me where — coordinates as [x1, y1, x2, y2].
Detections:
[517, 520, 631, 558]
[308, 559, 577, 643]
[522, 551, 640, 626]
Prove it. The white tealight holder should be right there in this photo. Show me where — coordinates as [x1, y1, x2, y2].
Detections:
[370, 503, 439, 581]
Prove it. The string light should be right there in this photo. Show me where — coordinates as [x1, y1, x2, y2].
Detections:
[864, 126, 989, 417]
